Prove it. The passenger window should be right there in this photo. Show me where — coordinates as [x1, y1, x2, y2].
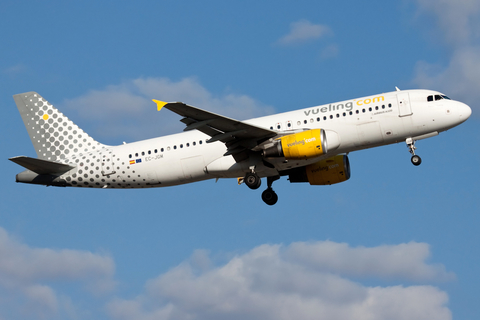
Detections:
[330, 115, 333, 119]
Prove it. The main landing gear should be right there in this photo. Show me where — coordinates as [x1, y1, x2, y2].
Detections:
[244, 171, 261, 189]
[406, 138, 422, 166]
[243, 170, 279, 205]
[261, 176, 279, 206]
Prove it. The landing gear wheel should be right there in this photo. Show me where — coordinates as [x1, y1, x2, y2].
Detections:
[244, 172, 261, 189]
[406, 138, 422, 166]
[411, 155, 422, 166]
[262, 188, 278, 206]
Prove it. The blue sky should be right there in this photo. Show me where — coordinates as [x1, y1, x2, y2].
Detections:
[1, 1, 479, 319]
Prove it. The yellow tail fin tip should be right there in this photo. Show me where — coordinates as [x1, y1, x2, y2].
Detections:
[152, 99, 168, 111]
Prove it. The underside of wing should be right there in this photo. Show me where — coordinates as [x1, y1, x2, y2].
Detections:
[154, 100, 278, 156]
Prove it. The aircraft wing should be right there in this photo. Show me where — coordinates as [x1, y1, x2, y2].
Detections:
[154, 100, 278, 155]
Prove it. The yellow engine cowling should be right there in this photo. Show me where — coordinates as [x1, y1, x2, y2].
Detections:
[288, 155, 350, 185]
[263, 129, 327, 160]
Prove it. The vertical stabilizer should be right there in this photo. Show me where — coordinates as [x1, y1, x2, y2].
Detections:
[13, 92, 105, 161]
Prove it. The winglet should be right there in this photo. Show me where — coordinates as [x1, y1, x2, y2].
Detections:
[153, 99, 168, 111]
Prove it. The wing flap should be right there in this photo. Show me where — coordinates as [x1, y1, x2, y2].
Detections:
[9, 156, 75, 175]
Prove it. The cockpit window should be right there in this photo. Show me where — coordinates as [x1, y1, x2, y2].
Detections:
[427, 94, 451, 102]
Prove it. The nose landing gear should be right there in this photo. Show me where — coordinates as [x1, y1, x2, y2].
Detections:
[406, 138, 422, 166]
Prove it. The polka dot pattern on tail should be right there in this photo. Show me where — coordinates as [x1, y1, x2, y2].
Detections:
[13, 92, 105, 162]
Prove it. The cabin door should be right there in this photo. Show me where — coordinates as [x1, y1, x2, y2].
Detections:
[397, 92, 413, 117]
[101, 149, 116, 177]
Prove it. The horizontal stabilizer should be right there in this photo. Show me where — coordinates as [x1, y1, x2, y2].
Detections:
[9, 156, 75, 175]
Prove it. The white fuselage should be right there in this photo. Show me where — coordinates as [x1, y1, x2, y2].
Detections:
[51, 89, 471, 189]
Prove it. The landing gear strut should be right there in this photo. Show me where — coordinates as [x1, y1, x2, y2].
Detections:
[406, 138, 422, 166]
[261, 176, 279, 206]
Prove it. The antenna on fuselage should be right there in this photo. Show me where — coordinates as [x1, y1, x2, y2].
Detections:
[395, 86, 401, 91]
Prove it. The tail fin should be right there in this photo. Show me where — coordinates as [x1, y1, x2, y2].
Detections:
[13, 92, 105, 162]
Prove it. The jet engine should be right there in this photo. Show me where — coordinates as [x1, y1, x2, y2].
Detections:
[263, 129, 328, 160]
[286, 154, 350, 185]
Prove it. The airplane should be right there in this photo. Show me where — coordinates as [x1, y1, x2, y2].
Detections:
[9, 88, 471, 205]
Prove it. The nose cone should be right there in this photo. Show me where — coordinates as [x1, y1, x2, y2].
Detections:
[458, 102, 472, 123]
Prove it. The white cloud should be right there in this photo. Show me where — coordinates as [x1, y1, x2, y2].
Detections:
[106, 241, 453, 320]
[0, 228, 115, 290]
[413, 46, 480, 106]
[285, 241, 454, 281]
[0, 227, 452, 320]
[411, 0, 480, 109]
[277, 20, 332, 45]
[413, 0, 480, 46]
[61, 77, 275, 142]
[0, 227, 115, 319]
[23, 285, 59, 318]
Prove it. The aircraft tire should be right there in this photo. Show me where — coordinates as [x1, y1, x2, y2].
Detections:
[262, 188, 278, 205]
[245, 172, 261, 189]
[411, 155, 422, 166]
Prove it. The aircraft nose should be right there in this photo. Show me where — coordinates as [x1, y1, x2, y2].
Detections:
[459, 102, 472, 122]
